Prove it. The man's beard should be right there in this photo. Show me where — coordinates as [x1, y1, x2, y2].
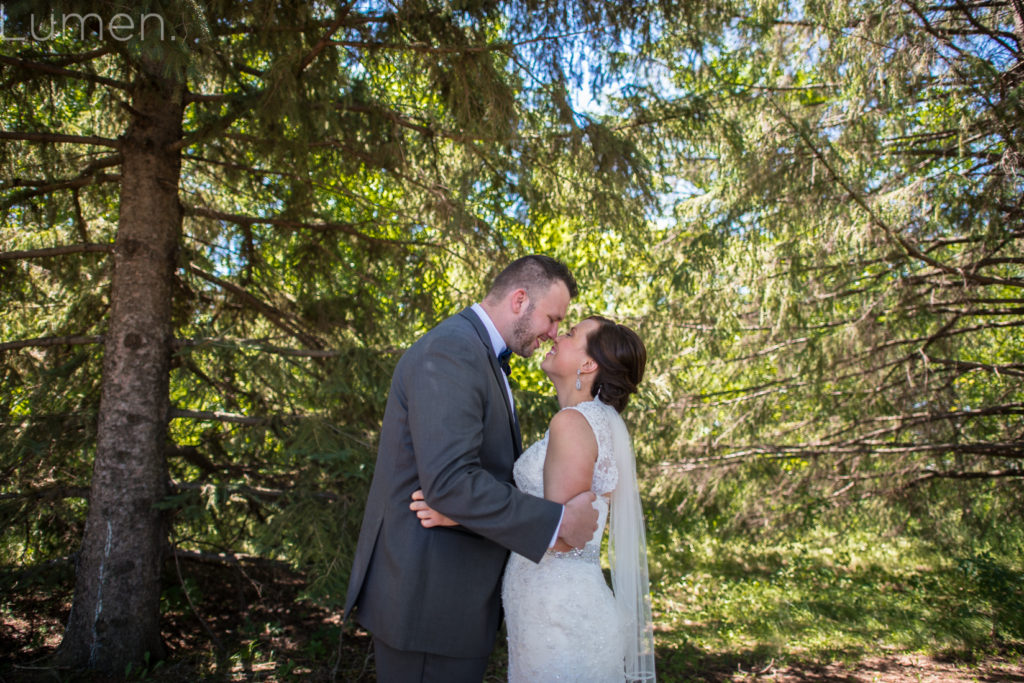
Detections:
[508, 301, 537, 357]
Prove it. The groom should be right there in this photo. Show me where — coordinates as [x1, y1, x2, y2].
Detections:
[344, 255, 599, 682]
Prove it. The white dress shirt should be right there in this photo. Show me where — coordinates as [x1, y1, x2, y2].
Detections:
[471, 303, 515, 410]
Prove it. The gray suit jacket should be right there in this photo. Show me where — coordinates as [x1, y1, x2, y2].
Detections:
[343, 308, 562, 657]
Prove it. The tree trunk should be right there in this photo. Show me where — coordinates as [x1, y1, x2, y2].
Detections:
[1011, 0, 1024, 48]
[56, 60, 183, 672]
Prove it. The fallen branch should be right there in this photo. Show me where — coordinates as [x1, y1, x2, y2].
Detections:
[171, 548, 293, 571]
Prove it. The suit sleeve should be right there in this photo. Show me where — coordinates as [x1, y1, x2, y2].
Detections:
[404, 331, 561, 562]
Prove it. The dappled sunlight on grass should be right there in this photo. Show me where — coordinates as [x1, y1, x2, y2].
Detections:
[651, 528, 1024, 678]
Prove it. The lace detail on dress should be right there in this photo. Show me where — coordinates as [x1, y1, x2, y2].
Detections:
[503, 399, 626, 682]
[512, 399, 619, 498]
[564, 399, 619, 496]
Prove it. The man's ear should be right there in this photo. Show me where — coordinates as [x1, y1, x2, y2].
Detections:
[510, 288, 529, 314]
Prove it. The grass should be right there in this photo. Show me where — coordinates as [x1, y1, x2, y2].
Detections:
[649, 523, 1024, 679]
[3, 517, 1023, 681]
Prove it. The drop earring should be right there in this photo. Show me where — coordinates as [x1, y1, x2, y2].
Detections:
[575, 368, 582, 391]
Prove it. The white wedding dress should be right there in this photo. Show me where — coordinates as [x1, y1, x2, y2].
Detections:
[502, 399, 625, 682]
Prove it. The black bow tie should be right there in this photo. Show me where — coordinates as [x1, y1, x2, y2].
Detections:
[497, 348, 513, 377]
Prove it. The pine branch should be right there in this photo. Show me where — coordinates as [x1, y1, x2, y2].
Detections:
[169, 408, 269, 426]
[0, 335, 103, 352]
[184, 205, 434, 247]
[168, 445, 219, 476]
[976, 257, 1024, 268]
[1, 155, 122, 207]
[200, 18, 356, 40]
[0, 484, 90, 502]
[337, 102, 494, 143]
[0, 54, 129, 91]
[684, 351, 912, 405]
[181, 154, 430, 252]
[1011, 0, 1024, 46]
[172, 480, 338, 503]
[9, 47, 112, 67]
[175, 337, 343, 358]
[183, 92, 230, 103]
[928, 1, 1013, 10]
[72, 188, 89, 241]
[921, 356, 1024, 378]
[893, 147, 1003, 163]
[768, 101, 1024, 291]
[689, 324, 1023, 408]
[822, 404, 1024, 445]
[330, 39, 513, 55]
[182, 262, 324, 349]
[901, 467, 1024, 489]
[177, 358, 252, 419]
[672, 441, 1024, 467]
[961, 297, 1024, 305]
[0, 130, 119, 148]
[835, 320, 1024, 370]
[730, 336, 811, 362]
[947, 0, 1019, 55]
[173, 92, 257, 150]
[3, 174, 121, 208]
[888, 305, 1024, 318]
[0, 243, 113, 261]
[297, 2, 356, 74]
[181, 8, 360, 146]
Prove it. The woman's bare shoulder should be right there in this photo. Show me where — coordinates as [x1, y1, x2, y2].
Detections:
[548, 408, 598, 455]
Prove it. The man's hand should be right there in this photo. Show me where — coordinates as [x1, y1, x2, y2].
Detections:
[556, 490, 598, 549]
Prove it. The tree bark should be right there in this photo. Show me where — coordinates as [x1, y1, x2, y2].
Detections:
[56, 59, 183, 672]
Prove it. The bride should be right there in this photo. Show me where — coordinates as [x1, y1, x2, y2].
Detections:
[412, 315, 656, 682]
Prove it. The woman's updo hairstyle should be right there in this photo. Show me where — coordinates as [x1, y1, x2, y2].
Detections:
[584, 316, 646, 413]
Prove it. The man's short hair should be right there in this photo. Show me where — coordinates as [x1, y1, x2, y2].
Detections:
[486, 255, 579, 302]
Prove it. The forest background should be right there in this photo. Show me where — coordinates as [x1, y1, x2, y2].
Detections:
[1, 0, 1022, 680]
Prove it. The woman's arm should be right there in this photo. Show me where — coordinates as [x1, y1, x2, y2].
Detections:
[410, 409, 598, 535]
[410, 489, 458, 527]
[543, 409, 598, 552]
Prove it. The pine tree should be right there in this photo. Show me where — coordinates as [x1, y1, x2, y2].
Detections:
[1, 0, 665, 672]
[639, 0, 1024, 504]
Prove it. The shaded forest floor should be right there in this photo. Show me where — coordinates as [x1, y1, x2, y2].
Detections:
[2, 559, 1023, 682]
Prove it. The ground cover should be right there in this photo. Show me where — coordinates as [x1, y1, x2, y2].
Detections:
[3, 521, 1022, 681]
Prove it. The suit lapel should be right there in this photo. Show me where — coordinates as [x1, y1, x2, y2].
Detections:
[459, 308, 523, 457]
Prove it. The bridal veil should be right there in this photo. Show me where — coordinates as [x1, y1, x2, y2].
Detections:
[607, 409, 657, 682]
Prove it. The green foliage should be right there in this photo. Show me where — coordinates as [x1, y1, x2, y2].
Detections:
[632, 0, 1024, 532]
[1, 0, 1023, 674]
[955, 550, 1024, 642]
